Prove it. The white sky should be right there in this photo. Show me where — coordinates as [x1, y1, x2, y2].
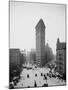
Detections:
[10, 1, 66, 54]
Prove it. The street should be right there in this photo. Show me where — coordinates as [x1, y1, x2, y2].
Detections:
[14, 67, 66, 88]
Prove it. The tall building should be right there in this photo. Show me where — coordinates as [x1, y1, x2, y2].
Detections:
[56, 38, 66, 75]
[35, 19, 46, 67]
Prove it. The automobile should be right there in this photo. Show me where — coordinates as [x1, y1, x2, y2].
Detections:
[42, 83, 48, 87]
[52, 74, 56, 78]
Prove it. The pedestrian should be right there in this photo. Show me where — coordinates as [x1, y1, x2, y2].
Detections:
[34, 81, 37, 87]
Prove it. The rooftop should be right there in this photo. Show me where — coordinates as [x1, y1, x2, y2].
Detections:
[35, 18, 46, 30]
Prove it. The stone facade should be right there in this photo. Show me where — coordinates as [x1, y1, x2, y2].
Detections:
[35, 19, 46, 67]
[56, 38, 66, 75]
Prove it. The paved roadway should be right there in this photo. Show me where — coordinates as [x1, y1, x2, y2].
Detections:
[14, 67, 66, 88]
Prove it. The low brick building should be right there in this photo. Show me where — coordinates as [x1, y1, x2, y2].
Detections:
[9, 49, 20, 65]
[9, 49, 21, 82]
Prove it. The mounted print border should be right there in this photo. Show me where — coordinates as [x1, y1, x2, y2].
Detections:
[9, 1, 66, 89]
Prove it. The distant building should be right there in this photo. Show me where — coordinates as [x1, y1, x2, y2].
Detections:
[35, 19, 46, 67]
[56, 38, 66, 75]
[9, 49, 20, 66]
[29, 49, 36, 65]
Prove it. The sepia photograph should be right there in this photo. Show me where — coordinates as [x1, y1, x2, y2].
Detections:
[9, 1, 66, 89]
